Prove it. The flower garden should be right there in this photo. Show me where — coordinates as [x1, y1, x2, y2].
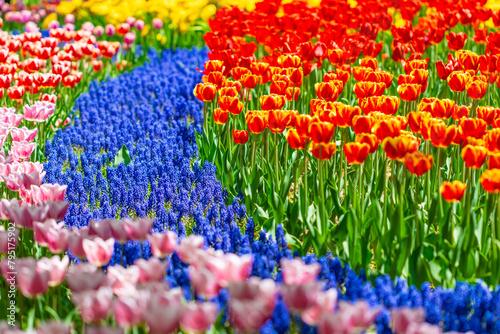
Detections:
[2, 0, 500, 333]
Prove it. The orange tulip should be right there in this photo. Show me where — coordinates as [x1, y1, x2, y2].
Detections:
[268, 110, 295, 134]
[343, 142, 370, 164]
[213, 108, 229, 125]
[295, 114, 314, 138]
[330, 105, 361, 128]
[359, 96, 379, 114]
[407, 111, 431, 133]
[430, 99, 455, 119]
[203, 71, 224, 88]
[379, 96, 400, 115]
[270, 80, 289, 95]
[485, 128, 500, 153]
[440, 181, 467, 203]
[242, 74, 259, 89]
[310, 142, 337, 160]
[354, 82, 385, 99]
[461, 145, 488, 168]
[194, 83, 217, 102]
[459, 118, 487, 139]
[218, 96, 243, 115]
[232, 67, 251, 81]
[452, 105, 470, 121]
[310, 120, 335, 144]
[246, 110, 267, 134]
[480, 169, 500, 193]
[353, 115, 375, 134]
[404, 151, 433, 176]
[221, 81, 242, 94]
[286, 67, 303, 86]
[250, 62, 270, 76]
[356, 133, 379, 153]
[466, 77, 488, 100]
[397, 84, 420, 101]
[315, 81, 342, 101]
[373, 118, 402, 141]
[203, 60, 224, 74]
[260, 94, 286, 111]
[456, 50, 479, 71]
[477, 106, 499, 125]
[287, 128, 307, 150]
[285, 87, 300, 101]
[489, 153, 500, 169]
[233, 130, 249, 145]
[327, 48, 343, 65]
[219, 87, 238, 97]
[429, 122, 456, 148]
[278, 55, 301, 68]
[360, 58, 378, 71]
[447, 71, 470, 92]
[382, 136, 419, 160]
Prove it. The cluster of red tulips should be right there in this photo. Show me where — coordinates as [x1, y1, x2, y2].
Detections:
[195, 0, 500, 286]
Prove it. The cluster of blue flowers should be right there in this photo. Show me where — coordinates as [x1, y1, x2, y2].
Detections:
[44, 48, 500, 334]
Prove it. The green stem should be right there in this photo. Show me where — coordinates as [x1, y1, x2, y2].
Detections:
[251, 133, 257, 170]
[274, 131, 279, 183]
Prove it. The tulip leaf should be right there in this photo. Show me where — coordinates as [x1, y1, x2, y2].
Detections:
[113, 145, 132, 167]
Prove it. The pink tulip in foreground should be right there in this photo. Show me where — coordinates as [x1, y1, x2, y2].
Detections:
[228, 278, 278, 332]
[123, 218, 153, 241]
[82, 237, 115, 267]
[17, 258, 50, 298]
[37, 255, 69, 287]
[281, 281, 324, 312]
[392, 307, 426, 333]
[107, 265, 140, 296]
[113, 291, 149, 328]
[281, 258, 321, 285]
[143, 288, 183, 334]
[0, 225, 18, 254]
[38, 320, 72, 334]
[10, 141, 36, 162]
[10, 126, 37, 142]
[72, 286, 113, 323]
[177, 235, 204, 263]
[148, 231, 177, 257]
[31, 183, 67, 204]
[180, 302, 218, 333]
[301, 288, 338, 325]
[135, 257, 168, 284]
[67, 226, 89, 258]
[35, 219, 65, 247]
[66, 263, 109, 293]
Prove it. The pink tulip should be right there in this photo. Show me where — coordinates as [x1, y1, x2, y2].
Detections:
[0, 199, 10, 220]
[124, 32, 136, 44]
[123, 218, 153, 241]
[23, 102, 55, 122]
[17, 258, 50, 298]
[23, 170, 45, 189]
[109, 219, 129, 243]
[0, 225, 18, 254]
[219, 253, 252, 285]
[337, 300, 381, 328]
[144, 289, 183, 334]
[135, 257, 168, 284]
[25, 21, 39, 33]
[37, 255, 69, 287]
[281, 258, 321, 285]
[64, 14, 75, 24]
[85, 327, 124, 334]
[10, 127, 37, 142]
[34, 219, 65, 247]
[392, 308, 426, 333]
[181, 302, 218, 333]
[82, 22, 95, 32]
[152, 18, 163, 29]
[88, 219, 113, 239]
[177, 235, 204, 263]
[67, 226, 89, 258]
[46, 227, 70, 254]
[107, 265, 140, 296]
[113, 291, 149, 328]
[31, 183, 67, 204]
[82, 237, 115, 267]
[148, 231, 177, 257]
[406, 322, 443, 334]
[66, 263, 109, 293]
[93, 26, 104, 37]
[105, 24, 115, 36]
[48, 20, 60, 29]
[2, 172, 23, 191]
[0, 113, 24, 127]
[301, 288, 338, 325]
[45, 200, 69, 221]
[10, 141, 36, 162]
[135, 20, 145, 31]
[0, 151, 13, 164]
[318, 312, 356, 334]
[72, 286, 113, 323]
[281, 281, 323, 312]
[190, 266, 221, 298]
[5, 199, 49, 229]
[228, 278, 277, 332]
[38, 320, 72, 334]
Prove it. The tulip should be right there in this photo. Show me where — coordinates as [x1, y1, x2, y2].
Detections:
[391, 307, 426, 333]
[354, 82, 385, 99]
[72, 286, 113, 323]
[356, 133, 379, 153]
[148, 231, 177, 257]
[310, 120, 334, 144]
[382, 136, 419, 160]
[315, 81, 341, 101]
[10, 127, 37, 142]
[268, 110, 295, 134]
[461, 145, 488, 169]
[218, 96, 243, 115]
[193, 83, 217, 102]
[310, 142, 336, 160]
[177, 235, 204, 263]
[123, 218, 153, 241]
[477, 106, 499, 125]
[353, 115, 375, 134]
[359, 96, 379, 114]
[180, 302, 218, 333]
[113, 292, 149, 328]
[480, 169, 500, 193]
[67, 263, 109, 293]
[143, 290, 182, 334]
[397, 84, 420, 101]
[228, 278, 277, 332]
[242, 74, 259, 89]
[447, 71, 471, 92]
[282, 281, 323, 312]
[287, 128, 307, 150]
[373, 118, 402, 141]
[301, 288, 338, 326]
[327, 48, 343, 64]
[429, 123, 455, 148]
[391, 21, 414, 44]
[446, 32, 467, 51]
[17, 258, 50, 298]
[459, 118, 487, 139]
[246, 110, 267, 134]
[379, 95, 400, 115]
[330, 105, 361, 127]
[219, 86, 239, 97]
[404, 151, 433, 176]
[82, 237, 115, 267]
[37, 255, 69, 287]
[344, 142, 370, 164]
[38, 320, 72, 334]
[457, 50, 480, 71]
[233, 130, 249, 145]
[489, 153, 500, 169]
[5, 199, 49, 229]
[31, 183, 67, 204]
[466, 77, 488, 100]
[213, 108, 228, 125]
[135, 258, 168, 284]
[485, 129, 500, 153]
[10, 141, 35, 162]
[440, 181, 467, 203]
[281, 258, 320, 285]
[46, 227, 70, 254]
[261, 94, 286, 110]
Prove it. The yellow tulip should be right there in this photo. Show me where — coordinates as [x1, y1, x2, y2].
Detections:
[41, 12, 58, 30]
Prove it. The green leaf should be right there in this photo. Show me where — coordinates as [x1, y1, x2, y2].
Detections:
[113, 145, 132, 167]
